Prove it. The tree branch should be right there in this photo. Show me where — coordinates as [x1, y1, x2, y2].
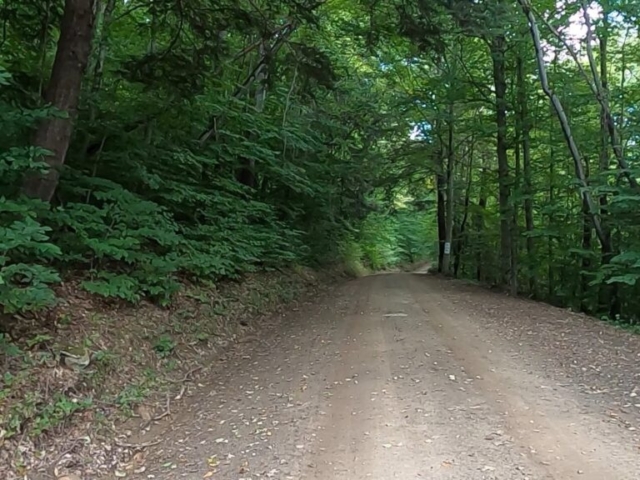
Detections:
[516, 0, 609, 251]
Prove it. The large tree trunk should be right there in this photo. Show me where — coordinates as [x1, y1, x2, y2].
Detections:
[490, 35, 513, 291]
[23, 0, 96, 202]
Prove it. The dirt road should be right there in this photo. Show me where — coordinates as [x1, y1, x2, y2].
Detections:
[134, 273, 640, 479]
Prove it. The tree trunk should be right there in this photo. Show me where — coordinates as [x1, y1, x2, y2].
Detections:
[38, 0, 53, 97]
[595, 20, 620, 318]
[23, 0, 96, 202]
[236, 38, 269, 188]
[436, 145, 447, 273]
[454, 141, 474, 277]
[82, 0, 116, 165]
[89, 0, 115, 95]
[474, 156, 488, 282]
[533, 3, 636, 191]
[490, 35, 513, 290]
[580, 160, 592, 313]
[548, 154, 554, 301]
[512, 108, 520, 295]
[441, 103, 455, 275]
[516, 55, 536, 297]
[581, 5, 637, 191]
[518, 0, 610, 252]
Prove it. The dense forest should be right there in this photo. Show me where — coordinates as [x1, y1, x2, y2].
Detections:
[1, 0, 640, 324]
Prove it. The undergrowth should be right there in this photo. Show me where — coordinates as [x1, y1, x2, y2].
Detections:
[0, 267, 331, 447]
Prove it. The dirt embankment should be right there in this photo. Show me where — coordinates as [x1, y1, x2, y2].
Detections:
[1, 266, 341, 480]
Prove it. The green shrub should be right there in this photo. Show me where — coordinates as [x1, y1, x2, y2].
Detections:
[339, 239, 367, 277]
[0, 198, 61, 313]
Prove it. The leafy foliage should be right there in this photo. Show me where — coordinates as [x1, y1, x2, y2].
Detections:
[2, 0, 639, 329]
[382, 0, 640, 325]
[0, 0, 415, 315]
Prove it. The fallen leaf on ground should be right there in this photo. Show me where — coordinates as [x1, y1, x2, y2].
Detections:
[137, 405, 152, 421]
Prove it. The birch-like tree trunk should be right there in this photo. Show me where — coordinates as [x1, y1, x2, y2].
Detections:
[517, 0, 610, 253]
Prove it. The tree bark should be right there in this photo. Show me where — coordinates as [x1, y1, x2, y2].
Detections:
[82, 0, 116, 166]
[516, 55, 536, 297]
[580, 160, 592, 313]
[436, 144, 447, 273]
[547, 150, 555, 301]
[441, 102, 455, 275]
[490, 34, 513, 290]
[38, 0, 53, 97]
[23, 0, 96, 202]
[512, 107, 520, 295]
[474, 156, 488, 282]
[595, 16, 620, 318]
[454, 141, 474, 277]
[89, 0, 115, 96]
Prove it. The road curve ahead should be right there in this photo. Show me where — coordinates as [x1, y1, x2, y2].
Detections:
[139, 273, 640, 480]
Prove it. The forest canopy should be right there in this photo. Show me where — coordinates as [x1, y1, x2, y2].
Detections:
[1, 0, 640, 323]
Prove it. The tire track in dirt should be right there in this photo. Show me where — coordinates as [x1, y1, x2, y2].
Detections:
[123, 273, 640, 480]
[408, 273, 639, 479]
